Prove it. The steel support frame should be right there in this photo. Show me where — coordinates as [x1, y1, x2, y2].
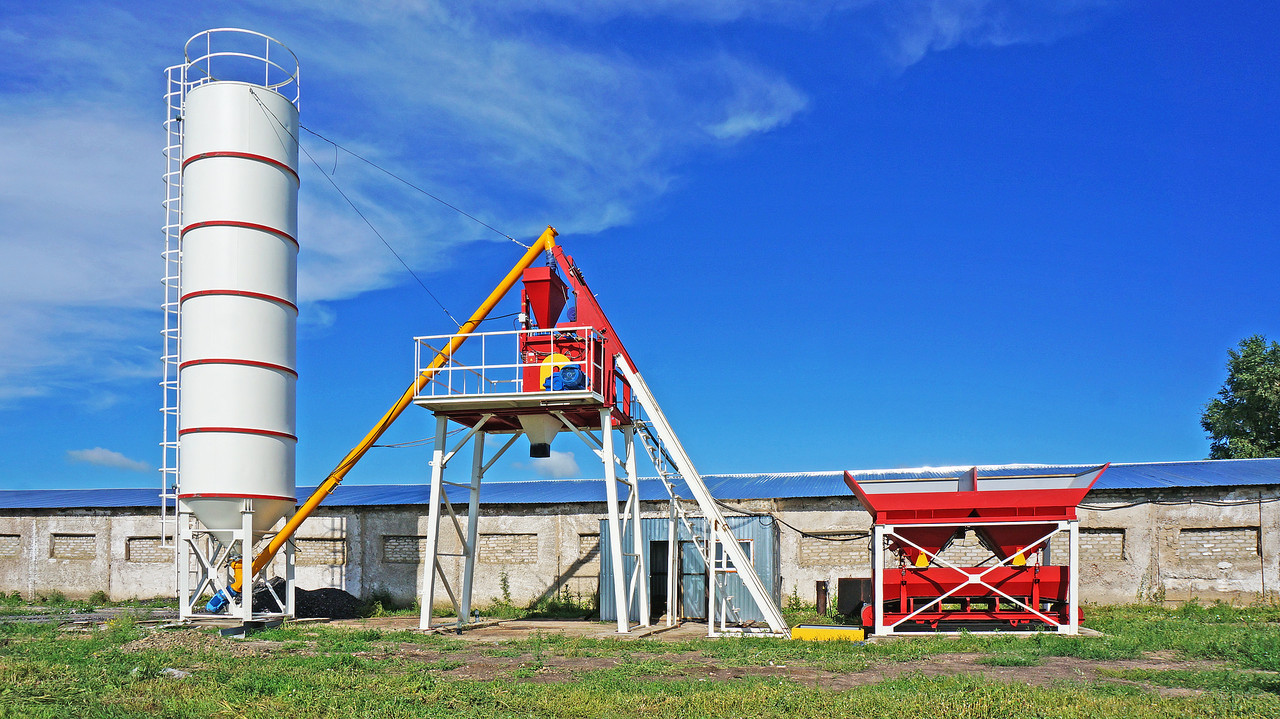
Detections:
[416, 409, 650, 634]
[176, 500, 294, 623]
[567, 409, 648, 632]
[871, 518, 1079, 636]
[419, 414, 509, 631]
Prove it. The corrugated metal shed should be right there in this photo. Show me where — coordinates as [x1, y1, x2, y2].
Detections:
[1, 458, 1277, 509]
[598, 515, 781, 624]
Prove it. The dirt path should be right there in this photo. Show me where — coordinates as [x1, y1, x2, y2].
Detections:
[120, 620, 1237, 697]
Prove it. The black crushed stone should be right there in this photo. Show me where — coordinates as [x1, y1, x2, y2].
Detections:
[252, 578, 364, 619]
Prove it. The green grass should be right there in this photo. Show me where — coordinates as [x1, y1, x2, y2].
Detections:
[976, 652, 1041, 667]
[0, 592, 177, 617]
[3, 603, 1280, 717]
[1098, 667, 1280, 694]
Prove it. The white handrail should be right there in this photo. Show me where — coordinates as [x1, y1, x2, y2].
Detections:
[183, 28, 300, 104]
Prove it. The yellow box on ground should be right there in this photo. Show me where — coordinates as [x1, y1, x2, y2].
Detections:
[790, 625, 865, 642]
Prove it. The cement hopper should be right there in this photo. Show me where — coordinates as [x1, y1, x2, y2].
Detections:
[844, 464, 1108, 634]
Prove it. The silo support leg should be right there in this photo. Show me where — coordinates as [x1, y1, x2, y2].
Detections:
[240, 506, 255, 623]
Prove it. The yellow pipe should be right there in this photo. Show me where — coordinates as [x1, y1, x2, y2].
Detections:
[228, 227, 558, 595]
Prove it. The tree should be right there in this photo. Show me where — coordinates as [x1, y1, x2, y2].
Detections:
[1201, 335, 1280, 459]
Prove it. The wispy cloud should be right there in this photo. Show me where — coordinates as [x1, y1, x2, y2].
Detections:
[872, 0, 1110, 69]
[67, 447, 151, 472]
[0, 3, 809, 403]
[530, 450, 581, 479]
[0, 0, 1103, 406]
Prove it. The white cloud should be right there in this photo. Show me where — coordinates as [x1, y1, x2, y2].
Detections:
[531, 450, 581, 478]
[67, 447, 151, 472]
[286, 10, 809, 236]
[0, 110, 157, 308]
[0, 4, 811, 403]
[0, 0, 1102, 405]
[0, 108, 163, 406]
[705, 58, 809, 140]
[873, 0, 1109, 69]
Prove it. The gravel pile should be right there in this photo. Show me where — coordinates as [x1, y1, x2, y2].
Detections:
[252, 578, 364, 619]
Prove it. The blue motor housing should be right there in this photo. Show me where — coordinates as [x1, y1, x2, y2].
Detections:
[205, 587, 240, 614]
[543, 364, 585, 391]
[559, 365, 585, 390]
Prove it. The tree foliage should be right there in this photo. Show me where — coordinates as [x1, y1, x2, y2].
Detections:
[1201, 334, 1280, 459]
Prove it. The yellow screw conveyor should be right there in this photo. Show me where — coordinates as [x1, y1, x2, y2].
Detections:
[205, 227, 559, 613]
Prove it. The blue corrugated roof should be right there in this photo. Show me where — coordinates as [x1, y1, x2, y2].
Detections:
[1094, 459, 1280, 490]
[1, 459, 1277, 509]
[0, 488, 162, 509]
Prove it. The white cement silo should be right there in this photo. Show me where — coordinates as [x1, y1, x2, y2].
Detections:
[176, 30, 300, 543]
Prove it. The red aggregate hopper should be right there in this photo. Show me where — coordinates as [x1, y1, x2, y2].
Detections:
[844, 464, 1108, 634]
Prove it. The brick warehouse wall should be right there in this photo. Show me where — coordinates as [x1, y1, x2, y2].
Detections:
[0, 485, 1276, 607]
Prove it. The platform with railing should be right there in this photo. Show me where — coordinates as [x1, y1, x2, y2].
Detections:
[412, 327, 630, 430]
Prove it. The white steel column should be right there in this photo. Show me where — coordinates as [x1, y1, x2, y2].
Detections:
[666, 498, 677, 626]
[601, 409, 630, 632]
[624, 426, 650, 628]
[873, 524, 886, 636]
[419, 415, 449, 631]
[706, 535, 716, 637]
[239, 504, 254, 622]
[459, 431, 485, 627]
[1067, 519, 1079, 635]
[283, 528, 296, 617]
[178, 509, 193, 620]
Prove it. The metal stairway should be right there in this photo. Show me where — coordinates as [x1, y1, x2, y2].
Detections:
[617, 357, 789, 635]
[633, 419, 750, 630]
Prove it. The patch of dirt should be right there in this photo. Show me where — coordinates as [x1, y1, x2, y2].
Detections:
[121, 629, 268, 657]
[119, 620, 1245, 698]
[386, 647, 1230, 697]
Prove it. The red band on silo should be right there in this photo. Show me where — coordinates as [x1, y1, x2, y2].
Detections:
[180, 289, 298, 313]
[180, 220, 299, 250]
[179, 427, 298, 441]
[177, 492, 297, 502]
[183, 151, 300, 183]
[178, 358, 298, 377]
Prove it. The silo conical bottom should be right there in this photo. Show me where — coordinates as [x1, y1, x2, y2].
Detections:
[184, 496, 295, 546]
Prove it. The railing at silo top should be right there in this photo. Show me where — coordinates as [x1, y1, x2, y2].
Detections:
[183, 28, 300, 106]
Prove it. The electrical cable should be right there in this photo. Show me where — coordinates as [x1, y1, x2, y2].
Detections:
[299, 125, 529, 249]
[248, 90, 463, 328]
[706, 495, 868, 541]
[372, 426, 471, 449]
[1081, 496, 1280, 511]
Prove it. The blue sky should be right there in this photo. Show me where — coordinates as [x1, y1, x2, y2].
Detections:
[1, 1, 1276, 491]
